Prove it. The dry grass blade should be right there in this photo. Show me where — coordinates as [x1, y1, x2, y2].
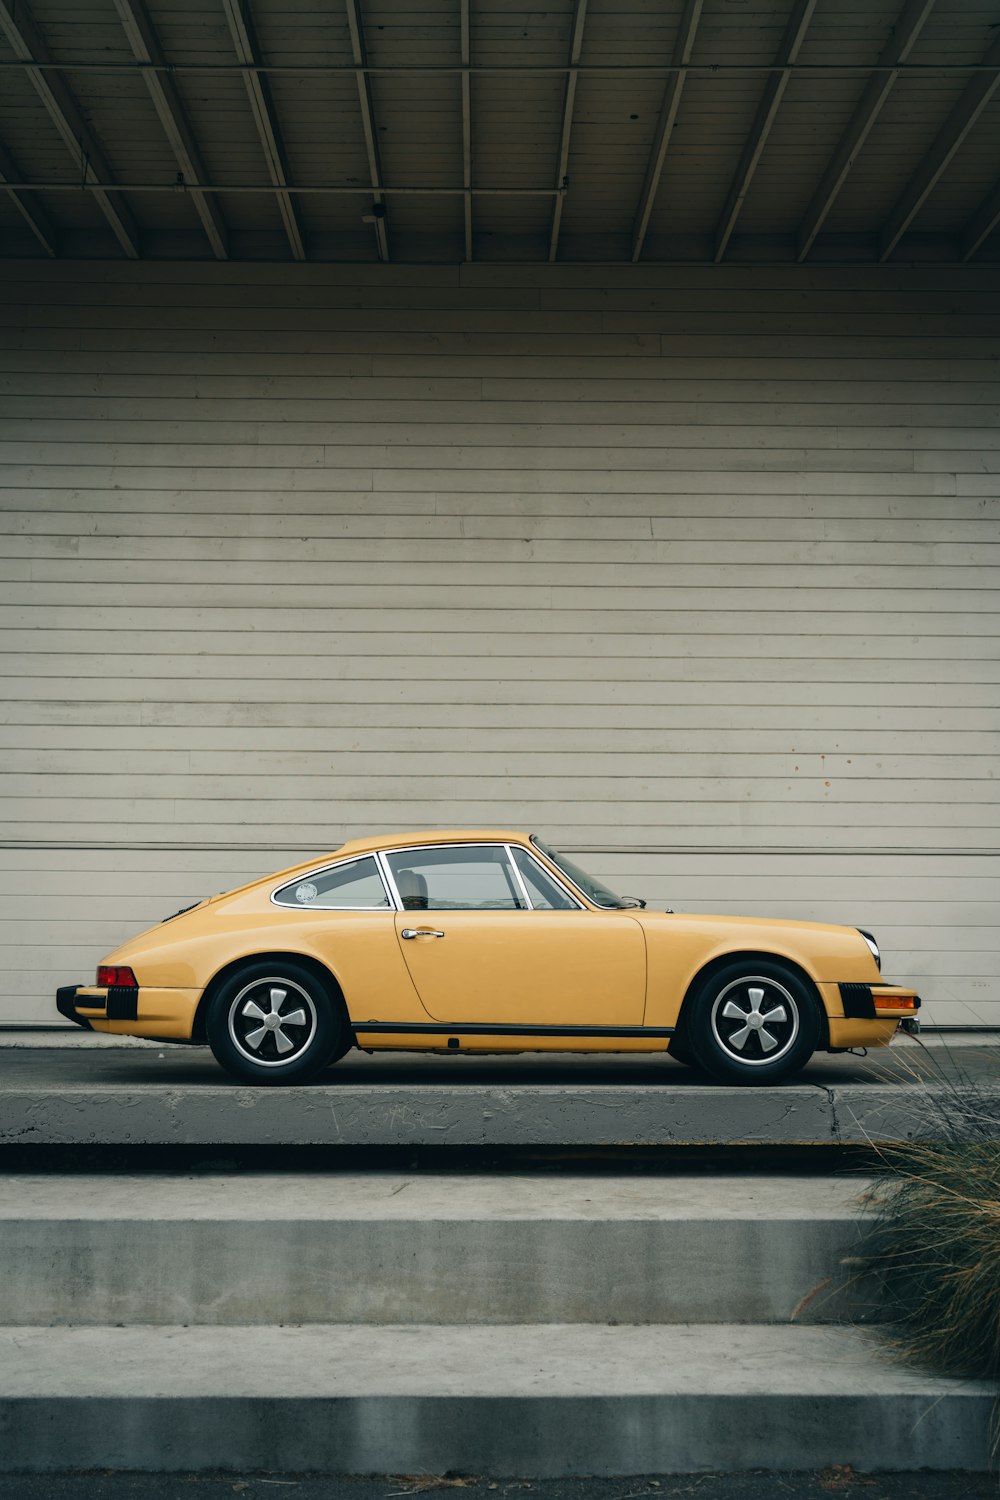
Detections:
[856, 1041, 1000, 1383]
[387, 1479, 482, 1495]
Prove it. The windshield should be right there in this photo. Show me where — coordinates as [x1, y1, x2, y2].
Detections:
[531, 837, 630, 909]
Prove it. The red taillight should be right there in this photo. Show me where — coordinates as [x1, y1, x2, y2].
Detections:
[97, 965, 138, 988]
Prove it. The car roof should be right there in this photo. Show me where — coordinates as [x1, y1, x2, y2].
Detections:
[223, 830, 540, 904]
[336, 829, 533, 856]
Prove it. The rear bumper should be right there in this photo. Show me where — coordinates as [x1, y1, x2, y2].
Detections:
[58, 982, 139, 1024]
[55, 983, 200, 1039]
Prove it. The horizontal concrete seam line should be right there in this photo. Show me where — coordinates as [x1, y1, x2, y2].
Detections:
[0, 1203, 872, 1216]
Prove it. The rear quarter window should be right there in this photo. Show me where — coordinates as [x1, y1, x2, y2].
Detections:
[273, 856, 390, 910]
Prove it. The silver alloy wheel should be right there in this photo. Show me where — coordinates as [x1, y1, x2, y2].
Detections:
[709, 974, 799, 1066]
[227, 975, 318, 1068]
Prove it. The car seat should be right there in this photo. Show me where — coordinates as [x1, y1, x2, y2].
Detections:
[395, 868, 429, 910]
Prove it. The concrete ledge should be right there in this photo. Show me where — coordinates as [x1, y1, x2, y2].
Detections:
[2, 1047, 996, 1148]
[1, 1079, 992, 1147]
[0, 1174, 877, 1326]
[0, 1079, 841, 1145]
[0, 1323, 991, 1474]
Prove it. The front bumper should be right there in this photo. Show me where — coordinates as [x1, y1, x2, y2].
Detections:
[839, 982, 922, 1020]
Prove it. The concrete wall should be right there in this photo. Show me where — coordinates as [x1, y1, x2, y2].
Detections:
[0, 260, 997, 1024]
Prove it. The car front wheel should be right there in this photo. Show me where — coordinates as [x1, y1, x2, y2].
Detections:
[206, 961, 344, 1085]
[686, 960, 821, 1085]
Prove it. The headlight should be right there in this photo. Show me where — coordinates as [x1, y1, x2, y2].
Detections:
[858, 929, 881, 971]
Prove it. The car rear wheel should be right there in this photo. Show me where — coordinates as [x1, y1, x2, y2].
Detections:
[686, 959, 821, 1085]
[206, 960, 344, 1085]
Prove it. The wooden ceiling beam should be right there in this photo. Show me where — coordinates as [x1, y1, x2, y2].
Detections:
[345, 0, 389, 262]
[0, 0, 139, 258]
[961, 177, 1000, 260]
[460, 0, 472, 261]
[548, 0, 588, 263]
[0, 136, 56, 255]
[630, 0, 703, 263]
[796, 0, 935, 262]
[112, 0, 227, 260]
[878, 30, 1000, 261]
[221, 0, 305, 261]
[713, 0, 818, 262]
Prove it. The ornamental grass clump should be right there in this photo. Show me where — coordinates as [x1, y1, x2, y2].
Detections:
[856, 1050, 1000, 1383]
[860, 1141, 1000, 1380]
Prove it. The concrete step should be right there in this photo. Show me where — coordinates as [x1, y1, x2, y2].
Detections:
[0, 1322, 991, 1475]
[5, 1044, 999, 1147]
[0, 1173, 879, 1326]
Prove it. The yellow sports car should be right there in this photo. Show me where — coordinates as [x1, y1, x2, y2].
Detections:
[57, 829, 920, 1086]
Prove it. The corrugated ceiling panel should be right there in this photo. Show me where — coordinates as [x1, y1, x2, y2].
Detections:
[0, 0, 998, 258]
[910, 98, 1000, 232]
[825, 77, 972, 233]
[252, 0, 354, 65]
[473, 0, 574, 66]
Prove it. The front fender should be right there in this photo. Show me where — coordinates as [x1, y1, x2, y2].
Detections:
[639, 914, 879, 1028]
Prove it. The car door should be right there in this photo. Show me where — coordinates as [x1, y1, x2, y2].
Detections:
[384, 843, 646, 1029]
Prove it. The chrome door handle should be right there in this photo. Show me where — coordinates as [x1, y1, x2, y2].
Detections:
[400, 928, 445, 940]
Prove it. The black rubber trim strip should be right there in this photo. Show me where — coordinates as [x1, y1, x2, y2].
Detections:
[839, 983, 875, 1018]
[353, 1022, 675, 1037]
[106, 985, 139, 1021]
[55, 984, 92, 1031]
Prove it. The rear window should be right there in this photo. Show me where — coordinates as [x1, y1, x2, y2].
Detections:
[273, 856, 390, 910]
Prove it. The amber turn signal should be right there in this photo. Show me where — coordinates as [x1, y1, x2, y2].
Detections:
[874, 994, 917, 1011]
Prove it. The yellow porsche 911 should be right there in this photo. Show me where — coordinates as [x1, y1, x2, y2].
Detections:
[57, 829, 920, 1086]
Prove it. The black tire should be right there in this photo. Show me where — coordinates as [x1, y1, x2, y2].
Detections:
[686, 959, 821, 1086]
[666, 1037, 698, 1068]
[206, 960, 344, 1085]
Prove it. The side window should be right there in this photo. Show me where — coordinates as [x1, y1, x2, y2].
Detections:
[274, 856, 389, 910]
[512, 847, 578, 910]
[386, 846, 526, 911]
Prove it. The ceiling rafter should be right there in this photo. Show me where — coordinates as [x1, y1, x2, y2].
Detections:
[460, 0, 472, 261]
[548, 0, 588, 263]
[961, 177, 1000, 260]
[11, 180, 562, 199]
[796, 0, 935, 262]
[1, 58, 994, 79]
[0, 0, 139, 258]
[630, 0, 703, 263]
[345, 0, 389, 262]
[713, 0, 819, 262]
[0, 136, 56, 255]
[220, 0, 305, 262]
[111, 0, 227, 260]
[878, 30, 1000, 261]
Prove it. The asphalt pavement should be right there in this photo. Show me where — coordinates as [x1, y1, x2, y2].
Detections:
[0, 1471, 993, 1499]
[3, 1032, 1000, 1084]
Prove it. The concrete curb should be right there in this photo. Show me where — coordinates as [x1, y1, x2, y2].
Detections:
[0, 1323, 992, 1474]
[1, 1079, 993, 1146]
[0, 1173, 878, 1326]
